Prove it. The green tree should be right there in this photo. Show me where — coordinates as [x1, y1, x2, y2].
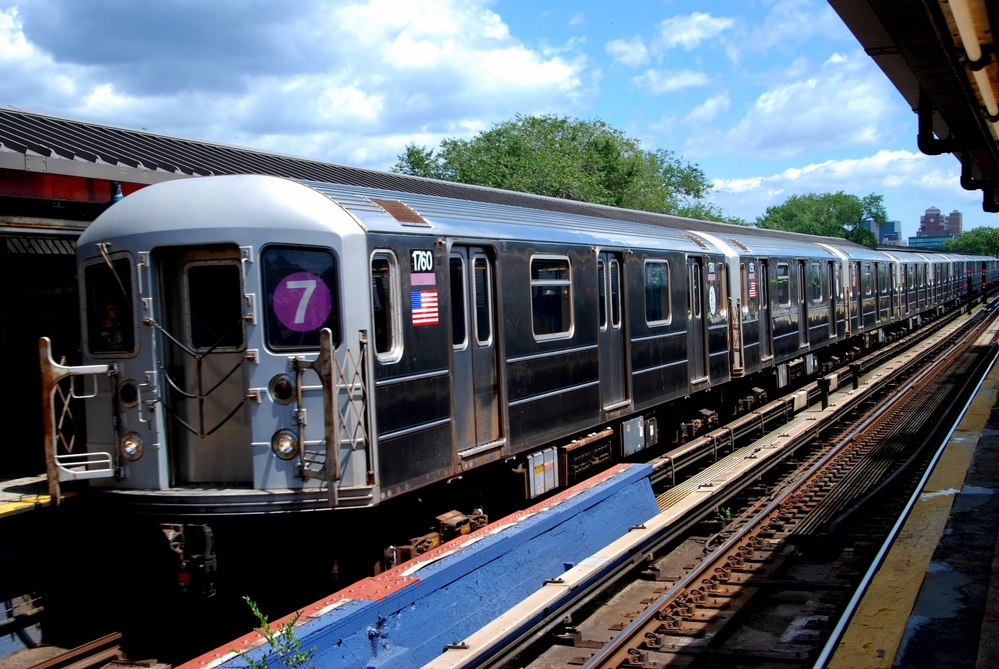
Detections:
[943, 226, 999, 256]
[392, 114, 723, 218]
[755, 191, 886, 244]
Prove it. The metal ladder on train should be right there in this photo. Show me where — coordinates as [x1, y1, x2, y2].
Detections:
[294, 329, 370, 506]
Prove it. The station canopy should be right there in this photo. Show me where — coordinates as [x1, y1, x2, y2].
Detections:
[831, 0, 999, 212]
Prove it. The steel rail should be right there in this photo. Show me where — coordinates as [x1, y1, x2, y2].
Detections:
[24, 632, 123, 669]
[648, 306, 968, 492]
[812, 337, 999, 669]
[821, 341, 992, 537]
[427, 304, 993, 669]
[581, 304, 999, 668]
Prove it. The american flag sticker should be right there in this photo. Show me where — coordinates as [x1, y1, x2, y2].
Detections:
[411, 290, 439, 326]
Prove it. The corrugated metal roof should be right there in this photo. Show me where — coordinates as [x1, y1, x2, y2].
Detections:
[5, 235, 76, 255]
[0, 106, 869, 250]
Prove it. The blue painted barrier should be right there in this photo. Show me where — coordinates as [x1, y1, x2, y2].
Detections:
[184, 462, 658, 669]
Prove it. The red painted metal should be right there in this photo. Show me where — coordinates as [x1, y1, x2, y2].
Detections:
[0, 168, 146, 203]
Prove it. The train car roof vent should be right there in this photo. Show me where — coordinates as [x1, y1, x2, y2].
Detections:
[685, 234, 710, 249]
[368, 198, 432, 227]
[728, 238, 751, 252]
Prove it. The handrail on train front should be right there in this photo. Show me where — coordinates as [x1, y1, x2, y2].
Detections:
[39, 337, 113, 506]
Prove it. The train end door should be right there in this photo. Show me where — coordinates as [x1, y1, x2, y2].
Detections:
[155, 245, 252, 484]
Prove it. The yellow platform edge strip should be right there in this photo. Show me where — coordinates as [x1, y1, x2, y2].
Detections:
[0, 495, 52, 518]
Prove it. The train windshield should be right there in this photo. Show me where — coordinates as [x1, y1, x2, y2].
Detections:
[85, 257, 136, 355]
[263, 246, 340, 350]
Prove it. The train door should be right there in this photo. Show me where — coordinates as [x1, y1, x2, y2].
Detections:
[688, 257, 708, 382]
[449, 246, 501, 451]
[797, 260, 808, 347]
[759, 261, 772, 360]
[827, 261, 836, 337]
[905, 265, 913, 314]
[891, 263, 899, 320]
[597, 252, 629, 409]
[851, 262, 861, 332]
[156, 245, 251, 484]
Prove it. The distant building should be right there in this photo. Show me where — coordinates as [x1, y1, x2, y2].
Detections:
[860, 218, 880, 243]
[881, 220, 904, 245]
[918, 207, 962, 239]
[908, 235, 952, 249]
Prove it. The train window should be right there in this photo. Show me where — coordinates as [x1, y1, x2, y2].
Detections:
[85, 256, 136, 356]
[809, 262, 821, 303]
[474, 257, 492, 345]
[531, 256, 572, 338]
[878, 264, 888, 295]
[644, 260, 670, 325]
[775, 263, 790, 307]
[863, 264, 872, 296]
[371, 251, 402, 362]
[187, 263, 244, 350]
[449, 256, 466, 349]
[708, 262, 725, 320]
[691, 265, 702, 318]
[598, 259, 607, 330]
[263, 247, 340, 351]
[740, 263, 749, 315]
[610, 260, 622, 329]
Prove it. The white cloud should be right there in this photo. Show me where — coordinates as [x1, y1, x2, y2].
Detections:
[744, 0, 850, 53]
[0, 7, 88, 107]
[690, 51, 899, 159]
[655, 12, 734, 51]
[1, 0, 590, 169]
[569, 12, 585, 27]
[605, 35, 649, 67]
[708, 150, 987, 236]
[686, 93, 730, 122]
[631, 69, 710, 95]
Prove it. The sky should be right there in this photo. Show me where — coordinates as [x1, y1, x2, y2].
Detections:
[0, 0, 992, 238]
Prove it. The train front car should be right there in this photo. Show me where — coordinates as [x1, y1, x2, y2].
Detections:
[43, 175, 374, 513]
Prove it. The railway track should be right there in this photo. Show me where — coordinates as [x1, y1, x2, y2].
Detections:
[426, 301, 999, 669]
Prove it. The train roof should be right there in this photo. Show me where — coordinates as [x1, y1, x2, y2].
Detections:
[301, 179, 853, 258]
[78, 174, 991, 265]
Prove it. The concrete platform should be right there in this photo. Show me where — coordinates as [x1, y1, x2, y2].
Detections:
[829, 351, 999, 669]
[178, 462, 659, 669]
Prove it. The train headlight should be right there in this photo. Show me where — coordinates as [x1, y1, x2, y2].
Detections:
[271, 429, 299, 460]
[121, 432, 144, 461]
[269, 374, 296, 405]
[117, 379, 139, 408]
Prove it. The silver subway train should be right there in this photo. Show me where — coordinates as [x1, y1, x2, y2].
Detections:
[39, 174, 999, 514]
